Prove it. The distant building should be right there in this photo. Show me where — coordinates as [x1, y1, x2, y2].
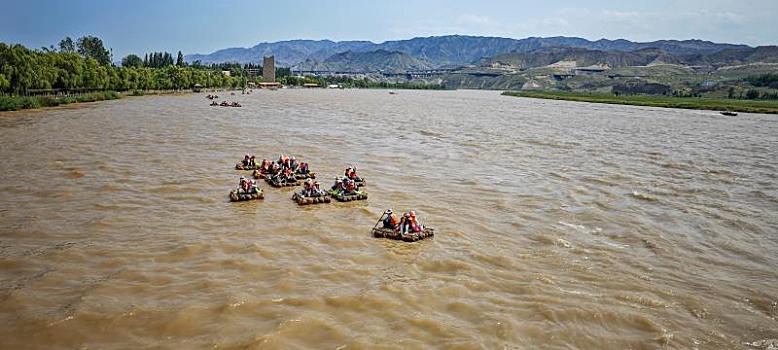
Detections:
[258, 82, 280, 90]
[258, 56, 281, 89]
[221, 70, 231, 77]
[263, 56, 275, 82]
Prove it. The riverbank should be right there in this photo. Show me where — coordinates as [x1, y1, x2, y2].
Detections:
[0, 90, 201, 112]
[0, 91, 121, 111]
[503, 90, 778, 114]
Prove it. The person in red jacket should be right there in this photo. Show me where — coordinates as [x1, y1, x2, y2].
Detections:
[408, 211, 422, 233]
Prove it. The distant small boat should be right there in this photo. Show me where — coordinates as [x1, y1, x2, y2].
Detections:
[389, 91, 397, 95]
[720, 111, 738, 116]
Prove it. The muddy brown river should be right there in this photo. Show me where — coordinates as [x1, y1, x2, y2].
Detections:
[1, 90, 777, 349]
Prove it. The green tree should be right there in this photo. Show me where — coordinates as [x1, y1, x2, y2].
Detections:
[77, 36, 111, 65]
[121, 54, 143, 68]
[745, 74, 778, 89]
[59, 37, 75, 53]
[0, 38, 250, 95]
[176, 51, 184, 66]
[0, 44, 35, 94]
[0, 73, 9, 91]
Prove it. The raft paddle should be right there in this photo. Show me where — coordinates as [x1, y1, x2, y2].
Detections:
[373, 210, 389, 229]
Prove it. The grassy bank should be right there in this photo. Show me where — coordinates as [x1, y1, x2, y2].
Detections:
[0, 91, 121, 112]
[502, 90, 778, 114]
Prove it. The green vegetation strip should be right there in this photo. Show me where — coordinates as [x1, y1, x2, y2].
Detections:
[503, 90, 778, 114]
[0, 91, 120, 111]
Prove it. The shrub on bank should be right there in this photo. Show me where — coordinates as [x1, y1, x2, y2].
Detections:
[502, 90, 778, 114]
[0, 91, 121, 111]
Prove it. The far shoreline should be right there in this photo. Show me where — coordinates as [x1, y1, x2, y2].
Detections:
[0, 90, 203, 114]
[503, 90, 778, 115]
[1, 87, 453, 113]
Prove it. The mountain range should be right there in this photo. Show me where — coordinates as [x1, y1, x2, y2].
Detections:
[184, 35, 774, 72]
[482, 46, 778, 69]
[294, 49, 433, 73]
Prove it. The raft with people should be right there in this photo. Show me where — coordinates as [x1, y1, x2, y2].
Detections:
[264, 155, 315, 179]
[291, 179, 330, 205]
[328, 176, 367, 201]
[328, 189, 367, 201]
[216, 101, 241, 107]
[230, 189, 264, 201]
[343, 167, 366, 187]
[236, 164, 260, 170]
[265, 166, 300, 187]
[235, 154, 260, 170]
[372, 209, 434, 242]
[262, 155, 305, 187]
[250, 158, 275, 178]
[229, 176, 264, 202]
[292, 192, 331, 205]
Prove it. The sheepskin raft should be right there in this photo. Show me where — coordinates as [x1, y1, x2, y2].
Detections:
[345, 178, 367, 187]
[235, 163, 260, 170]
[291, 192, 331, 205]
[372, 227, 434, 242]
[229, 189, 264, 202]
[265, 177, 300, 187]
[295, 172, 316, 180]
[257, 172, 313, 180]
[328, 189, 368, 202]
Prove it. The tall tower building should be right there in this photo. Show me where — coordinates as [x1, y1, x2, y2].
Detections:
[263, 56, 275, 82]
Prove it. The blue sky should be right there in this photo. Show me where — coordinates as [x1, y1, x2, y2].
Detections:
[1, 0, 776, 59]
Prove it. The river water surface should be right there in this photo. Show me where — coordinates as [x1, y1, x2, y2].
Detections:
[1, 90, 777, 349]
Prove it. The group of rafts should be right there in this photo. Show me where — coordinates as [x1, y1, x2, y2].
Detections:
[206, 94, 242, 107]
[230, 154, 433, 242]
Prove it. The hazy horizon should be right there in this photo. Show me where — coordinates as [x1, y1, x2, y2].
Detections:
[2, 0, 776, 59]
